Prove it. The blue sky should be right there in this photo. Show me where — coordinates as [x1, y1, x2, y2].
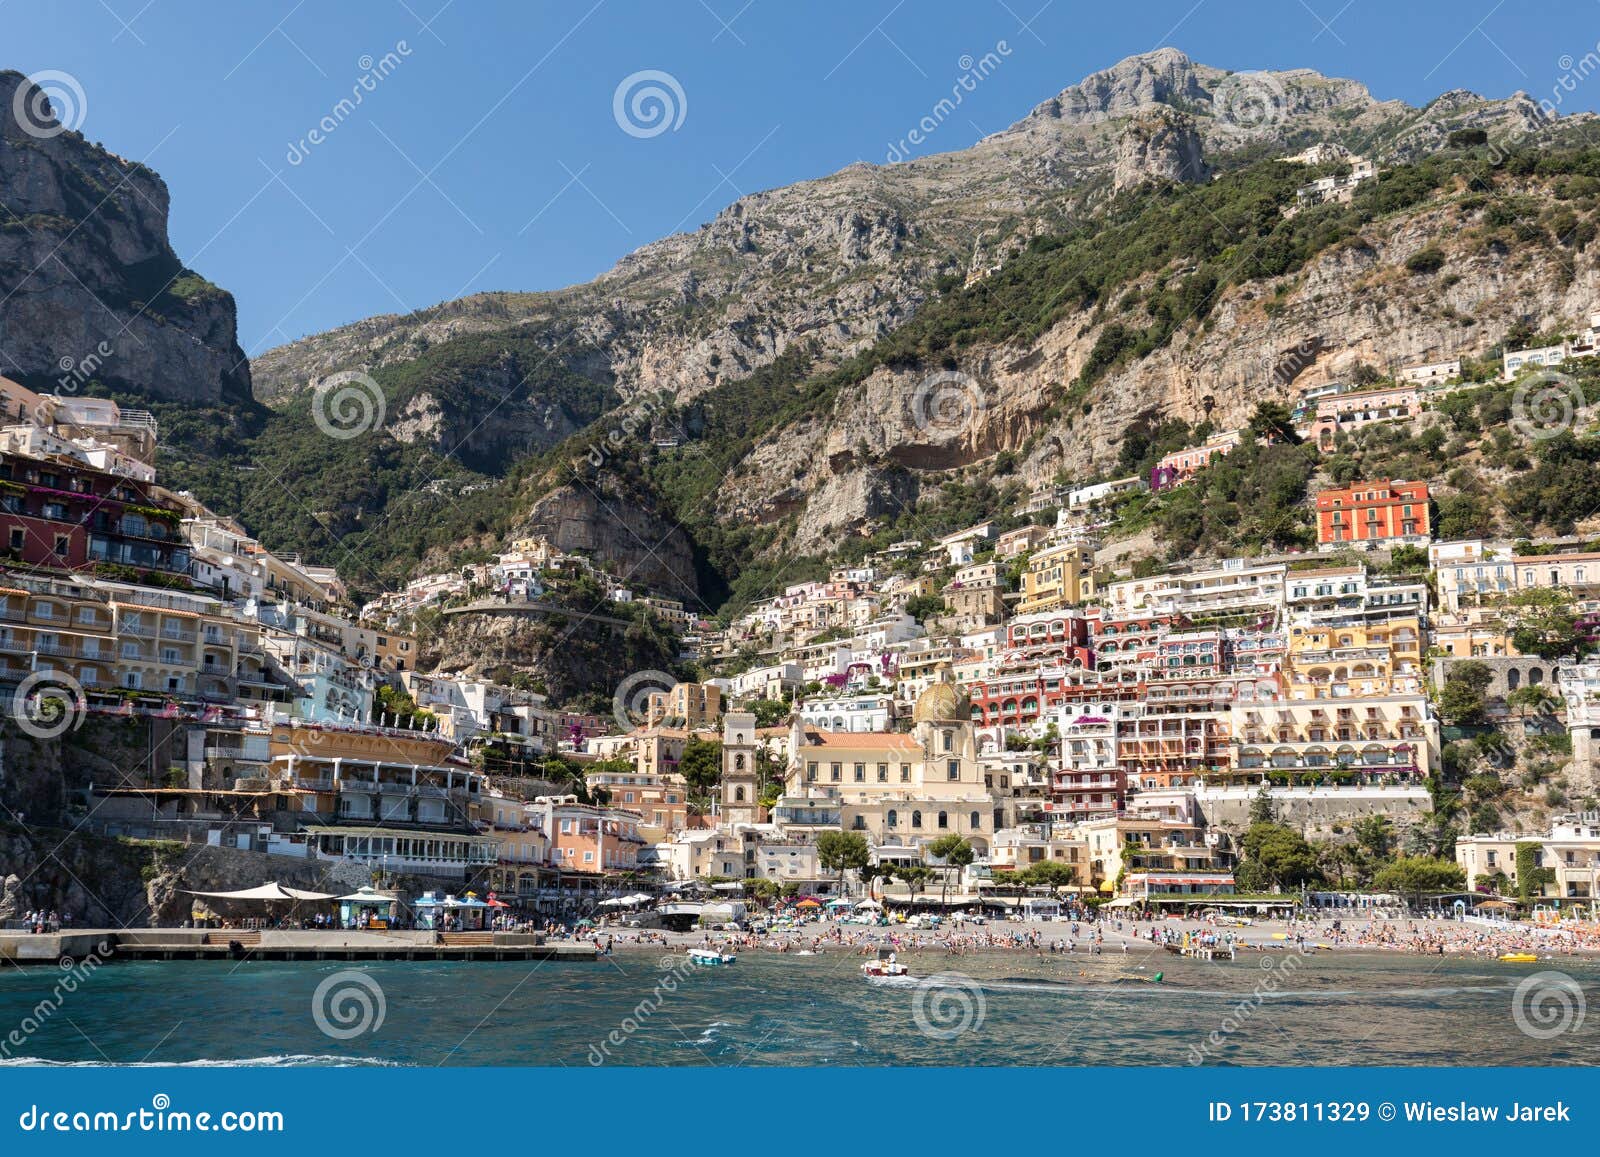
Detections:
[8, 1, 1600, 356]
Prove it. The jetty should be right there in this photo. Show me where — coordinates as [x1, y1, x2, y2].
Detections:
[0, 929, 598, 964]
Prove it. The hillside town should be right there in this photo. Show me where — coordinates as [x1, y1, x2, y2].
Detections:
[4, 327, 1599, 926]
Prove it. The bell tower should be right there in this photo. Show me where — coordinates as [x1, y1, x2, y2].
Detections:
[720, 710, 760, 827]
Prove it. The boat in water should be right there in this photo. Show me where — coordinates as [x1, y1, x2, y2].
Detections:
[862, 949, 908, 978]
[688, 948, 737, 966]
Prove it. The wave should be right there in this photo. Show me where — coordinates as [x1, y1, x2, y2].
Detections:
[0, 1054, 403, 1068]
[862, 975, 1513, 1001]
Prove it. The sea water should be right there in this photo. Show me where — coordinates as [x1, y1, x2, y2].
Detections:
[0, 950, 1594, 1066]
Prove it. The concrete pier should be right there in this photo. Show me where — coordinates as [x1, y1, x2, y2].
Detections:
[0, 929, 598, 963]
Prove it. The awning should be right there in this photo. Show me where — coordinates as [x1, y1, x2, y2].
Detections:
[1098, 880, 1116, 894]
[336, 888, 398, 905]
[184, 882, 335, 902]
[1102, 897, 1140, 908]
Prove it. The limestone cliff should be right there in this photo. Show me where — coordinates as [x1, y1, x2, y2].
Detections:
[0, 71, 251, 404]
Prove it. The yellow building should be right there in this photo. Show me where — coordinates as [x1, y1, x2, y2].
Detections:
[1016, 543, 1096, 615]
[777, 680, 997, 856]
[1285, 616, 1424, 699]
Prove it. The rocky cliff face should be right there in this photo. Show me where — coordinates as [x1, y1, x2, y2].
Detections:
[1112, 107, 1209, 191]
[245, 50, 1593, 586]
[0, 71, 251, 404]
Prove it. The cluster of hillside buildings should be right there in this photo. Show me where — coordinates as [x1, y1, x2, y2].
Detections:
[12, 323, 1600, 912]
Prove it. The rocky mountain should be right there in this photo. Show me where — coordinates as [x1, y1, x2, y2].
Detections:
[0, 71, 251, 404]
[6, 50, 1590, 612]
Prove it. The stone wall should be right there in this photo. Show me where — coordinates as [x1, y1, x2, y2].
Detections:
[1196, 785, 1433, 837]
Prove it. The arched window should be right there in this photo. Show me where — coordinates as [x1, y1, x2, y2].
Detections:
[734, 786, 746, 802]
[911, 810, 923, 829]
[937, 810, 949, 830]
[970, 811, 981, 830]
[887, 809, 898, 829]
[734, 753, 745, 770]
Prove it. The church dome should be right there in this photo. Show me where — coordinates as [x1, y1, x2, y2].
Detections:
[913, 680, 971, 723]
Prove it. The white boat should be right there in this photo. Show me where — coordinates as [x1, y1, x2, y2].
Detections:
[862, 949, 908, 978]
[688, 947, 737, 966]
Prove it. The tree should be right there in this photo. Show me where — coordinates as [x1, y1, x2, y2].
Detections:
[1371, 855, 1465, 907]
[927, 834, 975, 904]
[745, 696, 792, 728]
[816, 831, 871, 895]
[1248, 785, 1278, 825]
[1437, 661, 1494, 725]
[1501, 588, 1593, 661]
[1246, 400, 1303, 445]
[1350, 815, 1395, 864]
[1239, 822, 1322, 891]
[1506, 684, 1560, 719]
[895, 864, 935, 908]
[1017, 860, 1079, 888]
[677, 737, 723, 807]
[903, 593, 947, 623]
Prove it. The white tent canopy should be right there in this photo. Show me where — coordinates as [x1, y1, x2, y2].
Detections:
[184, 882, 335, 902]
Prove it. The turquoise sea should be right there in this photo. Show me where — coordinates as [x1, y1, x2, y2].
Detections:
[0, 949, 1596, 1066]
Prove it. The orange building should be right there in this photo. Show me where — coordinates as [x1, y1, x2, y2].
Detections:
[1316, 480, 1430, 550]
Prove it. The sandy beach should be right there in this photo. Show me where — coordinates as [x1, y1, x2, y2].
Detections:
[583, 912, 1600, 961]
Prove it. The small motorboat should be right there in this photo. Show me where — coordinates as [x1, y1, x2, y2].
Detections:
[862, 949, 908, 978]
[688, 947, 737, 966]
[1499, 952, 1539, 963]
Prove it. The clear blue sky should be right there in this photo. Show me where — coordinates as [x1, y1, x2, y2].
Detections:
[9, 1, 1600, 357]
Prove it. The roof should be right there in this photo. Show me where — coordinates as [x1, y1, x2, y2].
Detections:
[800, 730, 919, 750]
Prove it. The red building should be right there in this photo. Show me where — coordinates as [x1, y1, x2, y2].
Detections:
[1315, 480, 1430, 549]
[0, 453, 189, 575]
